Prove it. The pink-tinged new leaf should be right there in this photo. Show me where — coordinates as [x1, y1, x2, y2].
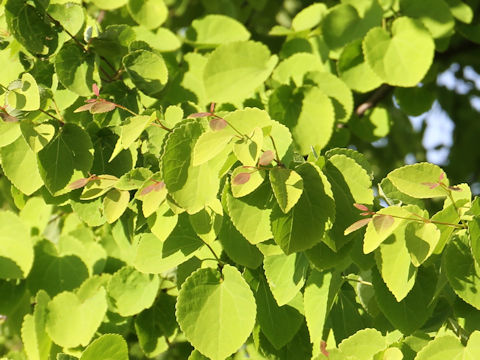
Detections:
[258, 150, 275, 166]
[92, 83, 100, 97]
[209, 117, 227, 131]
[69, 177, 91, 190]
[0, 112, 19, 122]
[372, 214, 394, 232]
[421, 182, 439, 189]
[210, 102, 216, 113]
[90, 101, 116, 114]
[344, 218, 372, 235]
[439, 172, 445, 181]
[187, 112, 211, 119]
[360, 211, 374, 216]
[320, 341, 329, 358]
[74, 103, 95, 113]
[140, 181, 165, 196]
[353, 203, 369, 211]
[233, 172, 251, 185]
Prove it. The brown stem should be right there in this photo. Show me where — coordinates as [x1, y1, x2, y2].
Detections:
[43, 11, 87, 52]
[39, 108, 64, 125]
[356, 84, 392, 117]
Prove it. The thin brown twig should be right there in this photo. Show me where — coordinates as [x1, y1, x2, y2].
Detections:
[356, 84, 392, 117]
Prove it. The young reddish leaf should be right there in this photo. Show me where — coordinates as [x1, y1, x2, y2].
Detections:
[69, 177, 91, 190]
[439, 172, 445, 181]
[74, 102, 95, 113]
[258, 150, 275, 166]
[90, 101, 116, 114]
[187, 112, 211, 119]
[372, 214, 394, 232]
[344, 218, 372, 235]
[353, 203, 369, 211]
[140, 180, 165, 196]
[209, 117, 227, 131]
[421, 182, 439, 189]
[232, 172, 251, 185]
[0, 112, 19, 122]
[320, 341, 329, 357]
[210, 102, 216, 113]
[92, 83, 100, 97]
[360, 212, 374, 216]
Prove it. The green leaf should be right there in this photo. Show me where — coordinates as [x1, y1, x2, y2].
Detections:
[414, 335, 463, 360]
[176, 265, 256, 360]
[0, 211, 33, 279]
[147, 202, 178, 241]
[136, 174, 167, 218]
[272, 53, 325, 86]
[189, 201, 223, 244]
[0, 121, 21, 148]
[0, 135, 44, 195]
[48, 3, 85, 38]
[217, 214, 263, 269]
[192, 127, 234, 166]
[123, 50, 168, 96]
[162, 120, 223, 214]
[107, 266, 159, 316]
[80, 334, 128, 360]
[271, 162, 335, 254]
[324, 153, 373, 249]
[186, 14, 250, 48]
[252, 272, 303, 349]
[338, 328, 386, 360]
[38, 124, 94, 195]
[224, 180, 273, 244]
[283, 86, 335, 155]
[405, 222, 440, 267]
[444, 231, 480, 309]
[91, 0, 127, 10]
[27, 240, 89, 297]
[337, 39, 382, 93]
[55, 43, 95, 96]
[127, 0, 168, 30]
[269, 167, 303, 213]
[135, 292, 176, 357]
[231, 167, 266, 198]
[20, 120, 55, 153]
[115, 167, 153, 190]
[394, 85, 436, 116]
[321, 3, 381, 54]
[304, 270, 340, 344]
[134, 214, 203, 273]
[70, 197, 106, 227]
[445, 0, 473, 23]
[387, 162, 448, 199]
[45, 287, 108, 348]
[363, 17, 435, 87]
[233, 127, 263, 166]
[21, 290, 51, 360]
[291, 3, 327, 32]
[110, 115, 153, 161]
[5, 1, 55, 55]
[304, 71, 353, 123]
[363, 206, 410, 254]
[400, 0, 455, 40]
[103, 189, 130, 223]
[264, 252, 309, 306]
[372, 266, 436, 334]
[204, 41, 278, 103]
[6, 73, 40, 111]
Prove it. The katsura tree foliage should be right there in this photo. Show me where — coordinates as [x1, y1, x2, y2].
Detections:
[2, 0, 480, 359]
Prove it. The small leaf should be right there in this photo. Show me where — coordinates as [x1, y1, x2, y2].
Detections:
[69, 177, 92, 190]
[92, 83, 100, 96]
[373, 214, 394, 232]
[188, 112, 211, 119]
[210, 102, 216, 113]
[344, 217, 372, 235]
[233, 172, 251, 185]
[421, 182, 439, 189]
[90, 100, 116, 114]
[209, 117, 228, 131]
[258, 150, 275, 166]
[354, 203, 369, 211]
[140, 181, 165, 196]
[74, 103, 95, 113]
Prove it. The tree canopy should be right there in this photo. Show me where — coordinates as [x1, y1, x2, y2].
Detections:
[1, 0, 480, 359]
